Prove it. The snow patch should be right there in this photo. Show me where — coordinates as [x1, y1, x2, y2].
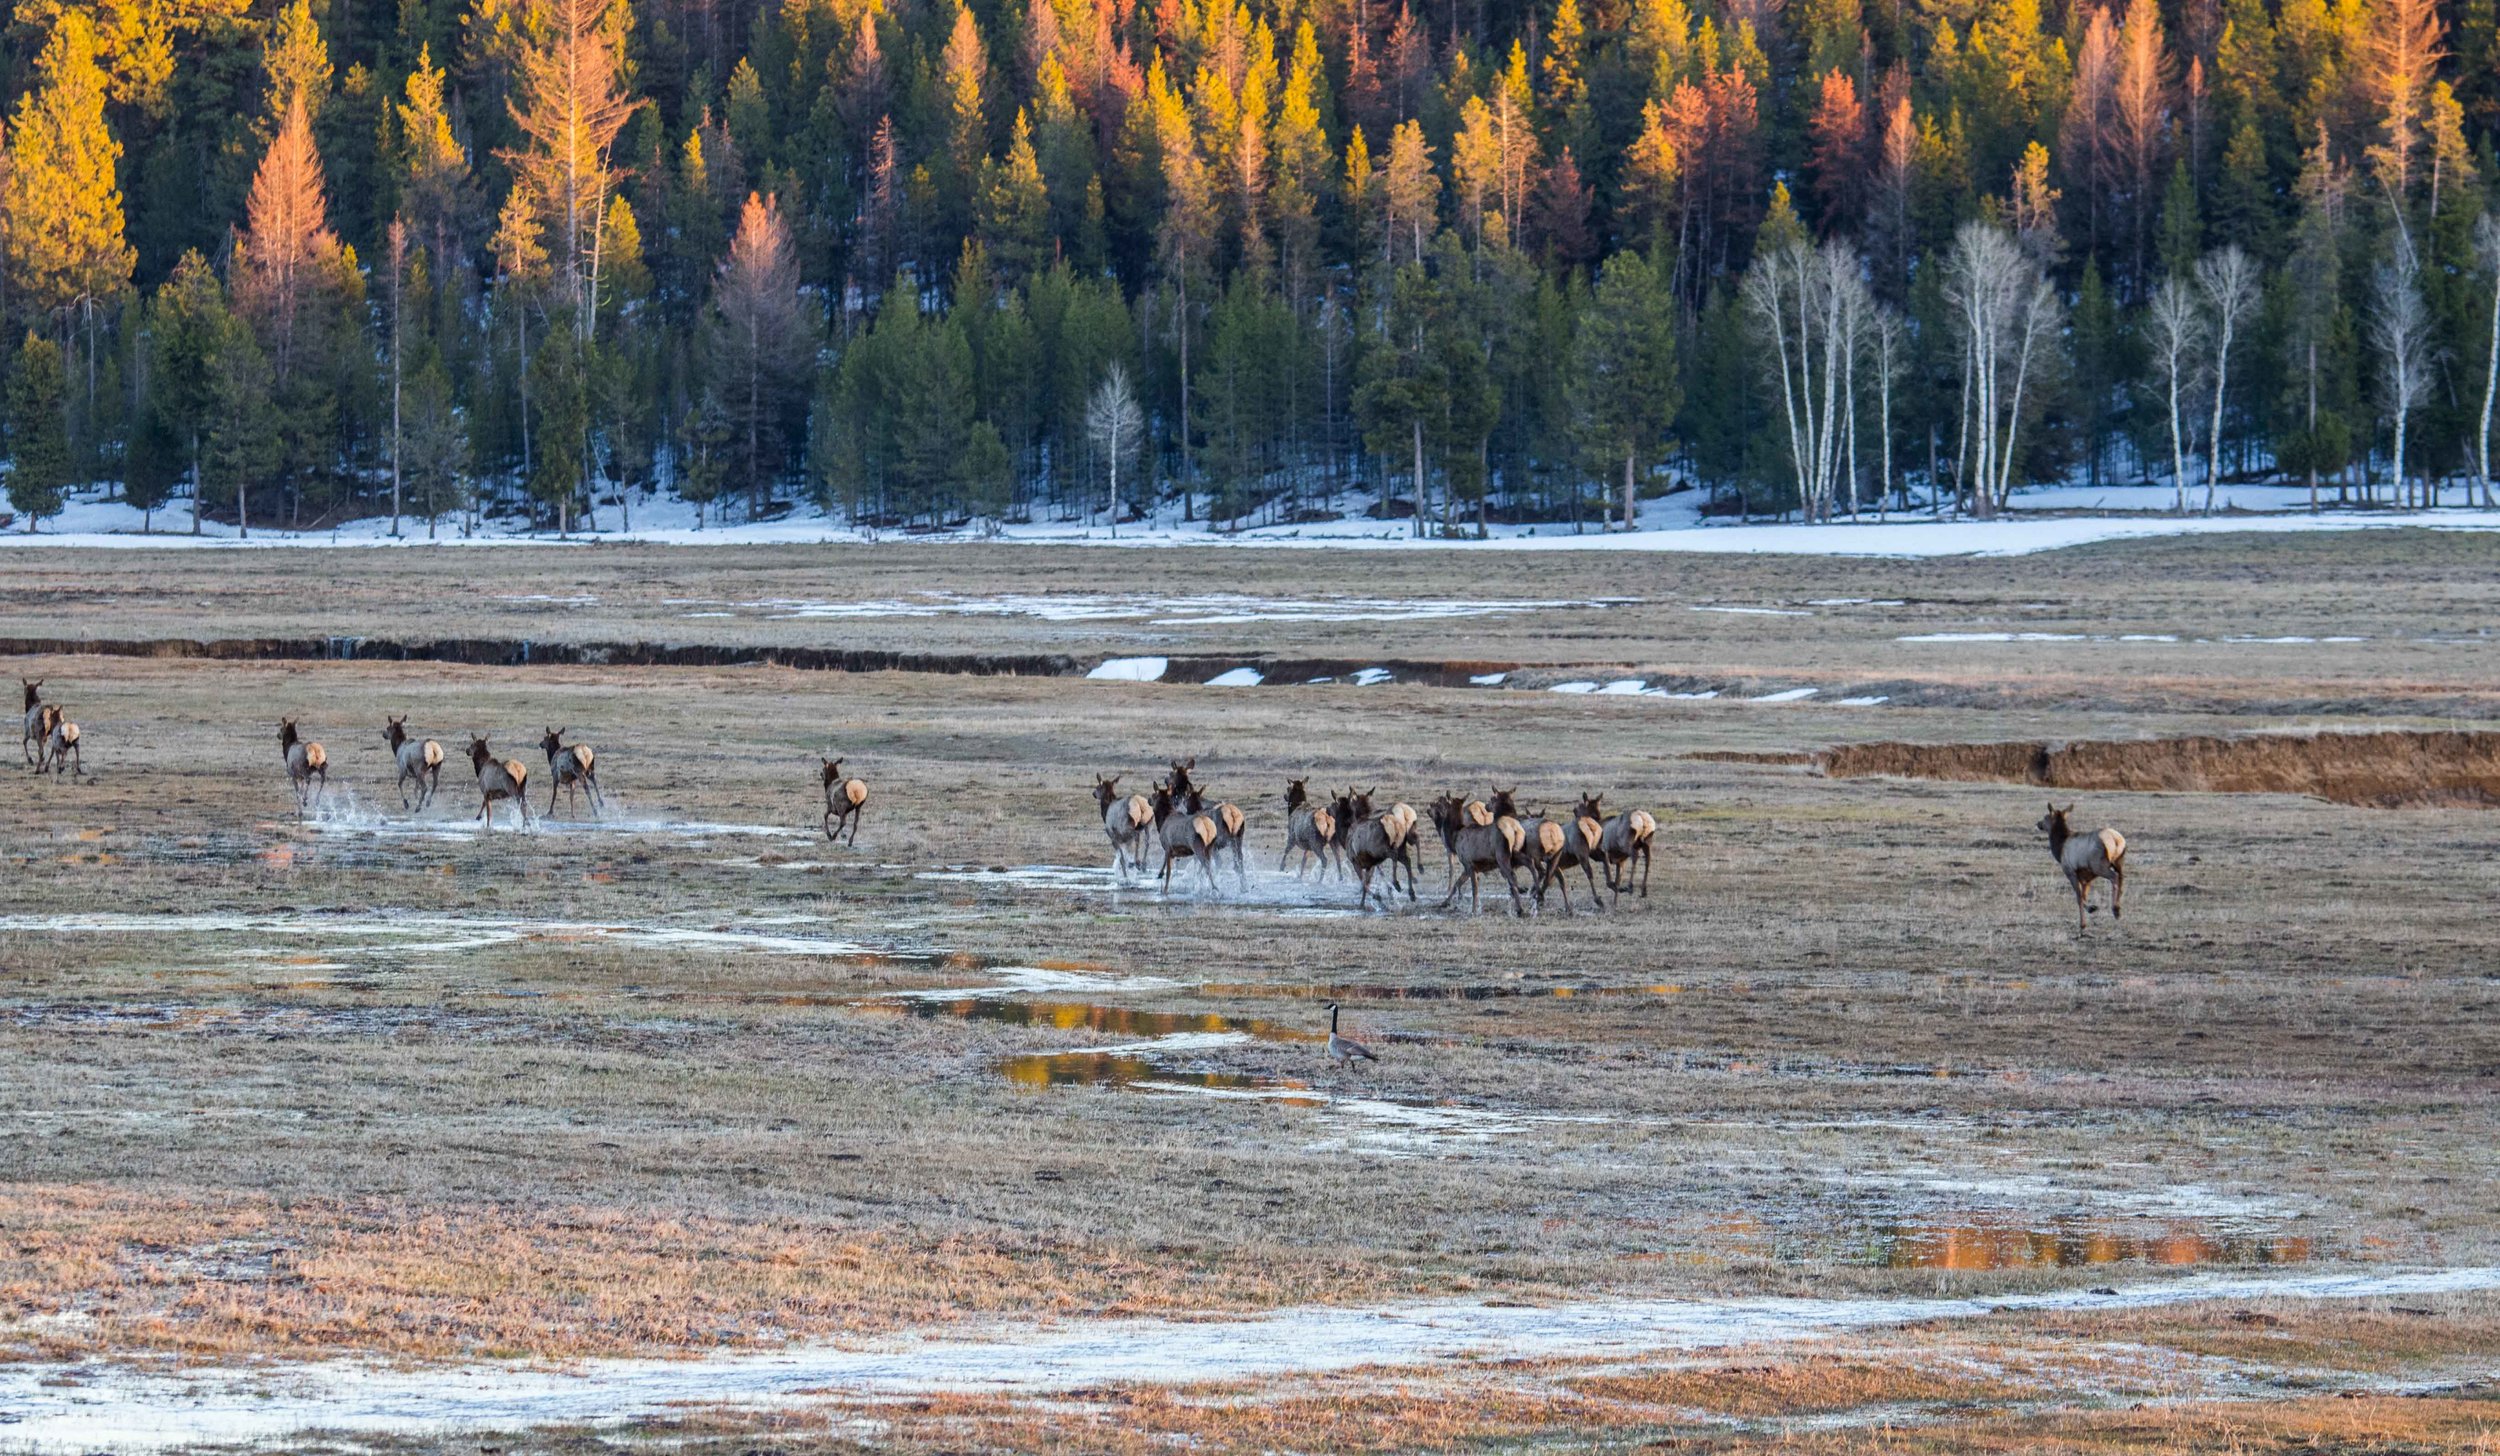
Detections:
[1204, 667, 1265, 687]
[1349, 667, 1394, 686]
[1746, 687, 1822, 703]
[1549, 681, 1600, 695]
[1469, 672, 1509, 686]
[1087, 657, 1169, 682]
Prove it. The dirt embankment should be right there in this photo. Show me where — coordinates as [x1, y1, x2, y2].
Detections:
[1810, 730, 2500, 808]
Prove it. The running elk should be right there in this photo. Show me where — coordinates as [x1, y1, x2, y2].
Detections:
[1491, 788, 1604, 915]
[468, 735, 533, 832]
[40, 716, 80, 777]
[537, 728, 603, 818]
[383, 717, 444, 811]
[1184, 783, 1250, 890]
[2038, 803, 2126, 934]
[21, 679, 56, 766]
[278, 719, 328, 813]
[1574, 794, 1657, 907]
[821, 757, 868, 844]
[1431, 793, 1529, 915]
[1150, 782, 1222, 895]
[1095, 775, 1154, 876]
[1335, 789, 1419, 912]
[1280, 778, 1342, 880]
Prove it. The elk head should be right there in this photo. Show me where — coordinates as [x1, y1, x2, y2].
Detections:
[822, 756, 844, 786]
[279, 718, 300, 749]
[1283, 777, 1308, 811]
[539, 727, 568, 757]
[1574, 793, 1605, 823]
[2036, 803, 2072, 837]
[384, 715, 407, 748]
[1093, 774, 1120, 808]
[469, 734, 495, 768]
[20, 677, 41, 708]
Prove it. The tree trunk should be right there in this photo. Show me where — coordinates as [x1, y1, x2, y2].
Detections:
[1622, 452, 1635, 531]
[1412, 419, 1425, 539]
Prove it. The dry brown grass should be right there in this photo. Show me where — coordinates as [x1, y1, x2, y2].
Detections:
[0, 1183, 1414, 1362]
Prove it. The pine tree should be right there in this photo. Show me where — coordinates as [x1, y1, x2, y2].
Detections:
[5, 332, 69, 529]
[1571, 250, 1681, 530]
[978, 111, 1051, 285]
[144, 249, 229, 532]
[395, 45, 473, 272]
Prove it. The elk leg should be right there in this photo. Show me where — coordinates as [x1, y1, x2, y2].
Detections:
[1638, 844, 1653, 898]
[847, 806, 863, 846]
[2110, 867, 2123, 920]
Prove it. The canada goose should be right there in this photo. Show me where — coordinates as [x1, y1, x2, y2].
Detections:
[1324, 1002, 1378, 1069]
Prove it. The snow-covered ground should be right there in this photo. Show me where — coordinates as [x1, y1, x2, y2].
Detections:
[7, 482, 2500, 557]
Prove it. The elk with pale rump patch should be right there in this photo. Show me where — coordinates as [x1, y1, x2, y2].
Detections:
[1280, 778, 1343, 880]
[383, 716, 444, 811]
[537, 728, 603, 818]
[820, 757, 868, 844]
[1149, 781, 1223, 895]
[1333, 788, 1419, 911]
[2038, 803, 2126, 934]
[22, 679, 57, 767]
[40, 716, 81, 777]
[1491, 788, 1605, 915]
[1094, 775, 1154, 876]
[1574, 794, 1657, 907]
[468, 735, 533, 832]
[278, 719, 328, 813]
[1183, 783, 1251, 890]
[1430, 793, 1529, 915]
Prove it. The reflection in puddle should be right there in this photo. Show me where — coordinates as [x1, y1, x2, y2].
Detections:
[1197, 982, 1686, 1001]
[871, 996, 1314, 1043]
[1001, 1051, 1315, 1100]
[1876, 1221, 2316, 1271]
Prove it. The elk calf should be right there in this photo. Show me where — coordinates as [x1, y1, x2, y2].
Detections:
[279, 719, 328, 813]
[2038, 803, 2126, 934]
[469, 735, 533, 832]
[41, 717, 80, 777]
[1280, 778, 1342, 880]
[1095, 775, 1154, 876]
[384, 716, 444, 811]
[537, 728, 603, 819]
[821, 757, 868, 844]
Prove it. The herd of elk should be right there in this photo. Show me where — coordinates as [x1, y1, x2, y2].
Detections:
[7, 678, 2121, 936]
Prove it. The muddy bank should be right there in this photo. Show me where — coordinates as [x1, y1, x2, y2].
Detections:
[1806, 729, 2500, 808]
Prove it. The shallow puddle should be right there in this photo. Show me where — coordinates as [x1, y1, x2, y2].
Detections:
[871, 996, 1315, 1043]
[1196, 981, 1687, 1001]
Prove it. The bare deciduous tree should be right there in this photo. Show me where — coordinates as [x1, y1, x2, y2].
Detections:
[2475, 213, 2500, 508]
[1745, 237, 1871, 522]
[1086, 363, 1143, 539]
[2144, 275, 2203, 515]
[1943, 221, 2059, 517]
[2371, 248, 2436, 505]
[2194, 244, 2258, 513]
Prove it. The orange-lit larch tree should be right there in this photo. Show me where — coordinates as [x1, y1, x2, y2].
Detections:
[500, 0, 644, 341]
